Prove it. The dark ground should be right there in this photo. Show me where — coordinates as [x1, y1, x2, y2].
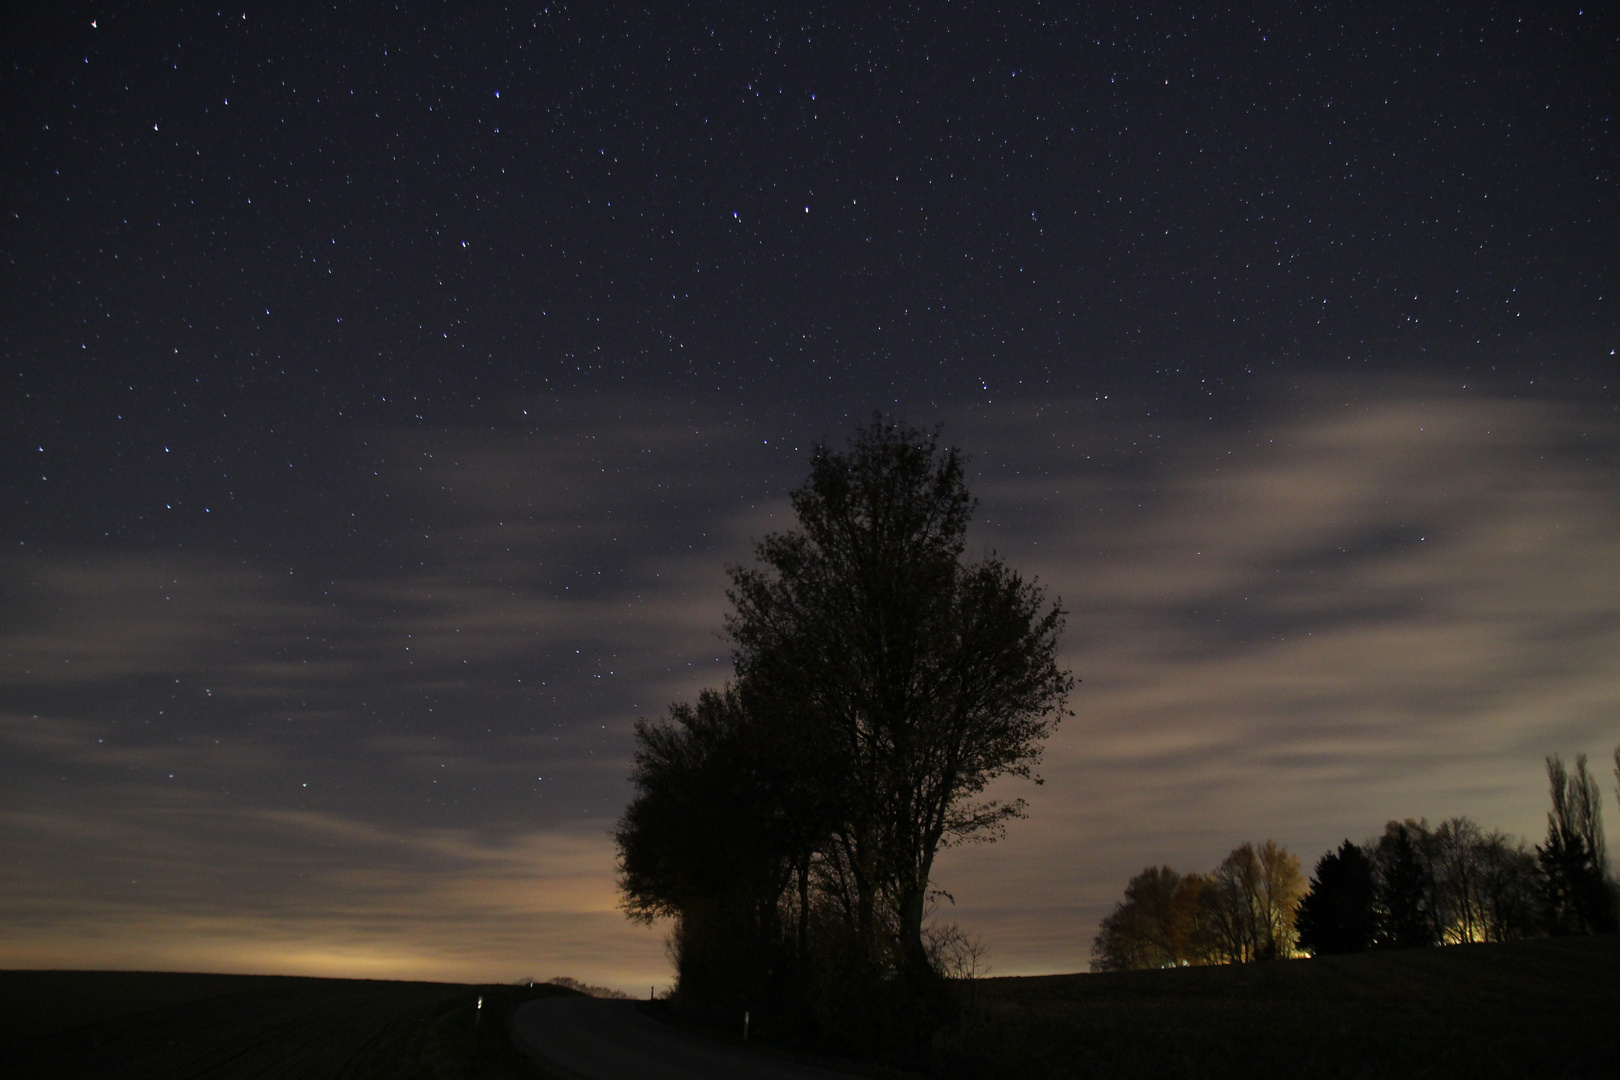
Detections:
[3, 936, 1616, 1079]
[0, 969, 570, 1079]
[944, 934, 1620, 1079]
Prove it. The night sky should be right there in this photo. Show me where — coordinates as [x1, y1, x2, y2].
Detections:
[3, 3, 1617, 989]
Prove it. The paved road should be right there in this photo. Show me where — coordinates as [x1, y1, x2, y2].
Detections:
[511, 998, 857, 1080]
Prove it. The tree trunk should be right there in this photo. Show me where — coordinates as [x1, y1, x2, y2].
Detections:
[897, 881, 932, 983]
[796, 852, 810, 958]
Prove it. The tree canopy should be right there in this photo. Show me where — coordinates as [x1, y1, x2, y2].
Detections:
[1296, 841, 1378, 955]
[1091, 841, 1305, 970]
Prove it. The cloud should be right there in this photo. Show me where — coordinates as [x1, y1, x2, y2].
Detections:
[3, 379, 1616, 986]
[931, 382, 1620, 973]
[0, 397, 787, 988]
[0, 553, 309, 686]
[0, 787, 666, 987]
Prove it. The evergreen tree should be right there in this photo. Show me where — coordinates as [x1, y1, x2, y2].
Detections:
[1374, 821, 1438, 949]
[1296, 841, 1377, 955]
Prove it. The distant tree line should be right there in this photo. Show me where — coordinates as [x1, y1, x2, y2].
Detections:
[1295, 817, 1544, 953]
[1094, 751, 1619, 971]
[1301, 752, 1617, 954]
[1090, 840, 1307, 971]
[541, 976, 632, 999]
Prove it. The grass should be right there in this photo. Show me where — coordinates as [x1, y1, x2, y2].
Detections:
[937, 934, 1620, 1079]
[0, 969, 575, 1079]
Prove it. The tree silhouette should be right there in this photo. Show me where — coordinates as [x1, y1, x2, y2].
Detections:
[1429, 817, 1488, 943]
[615, 687, 829, 1014]
[617, 417, 1072, 1031]
[1475, 829, 1543, 941]
[725, 417, 1072, 986]
[1089, 866, 1206, 971]
[1252, 840, 1308, 958]
[1372, 820, 1438, 949]
[1296, 841, 1377, 955]
[1538, 753, 1616, 935]
[1201, 841, 1307, 962]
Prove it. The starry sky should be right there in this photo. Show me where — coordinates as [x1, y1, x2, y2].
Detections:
[2, 2, 1617, 990]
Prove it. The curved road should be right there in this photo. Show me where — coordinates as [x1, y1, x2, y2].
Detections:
[511, 998, 857, 1080]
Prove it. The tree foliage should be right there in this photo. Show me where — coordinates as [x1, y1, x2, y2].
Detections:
[1428, 816, 1488, 943]
[1371, 820, 1439, 949]
[616, 418, 1072, 1037]
[1090, 841, 1304, 970]
[1473, 829, 1543, 942]
[615, 686, 835, 1016]
[1538, 753, 1616, 935]
[1103, 747, 1614, 972]
[1088, 866, 1206, 971]
[1204, 840, 1307, 963]
[1423, 816, 1543, 944]
[1296, 841, 1378, 955]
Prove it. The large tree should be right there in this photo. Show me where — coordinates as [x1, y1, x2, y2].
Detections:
[618, 417, 1072, 1017]
[1089, 866, 1206, 971]
[1475, 829, 1543, 941]
[1428, 817, 1488, 943]
[726, 417, 1073, 983]
[1371, 820, 1439, 949]
[615, 686, 835, 1012]
[1202, 841, 1307, 962]
[1296, 841, 1378, 955]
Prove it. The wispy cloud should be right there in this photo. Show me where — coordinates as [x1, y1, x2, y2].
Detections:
[2, 380, 1616, 987]
[935, 382, 1620, 972]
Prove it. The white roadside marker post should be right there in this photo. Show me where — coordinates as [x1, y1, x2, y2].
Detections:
[743, 1009, 750, 1041]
